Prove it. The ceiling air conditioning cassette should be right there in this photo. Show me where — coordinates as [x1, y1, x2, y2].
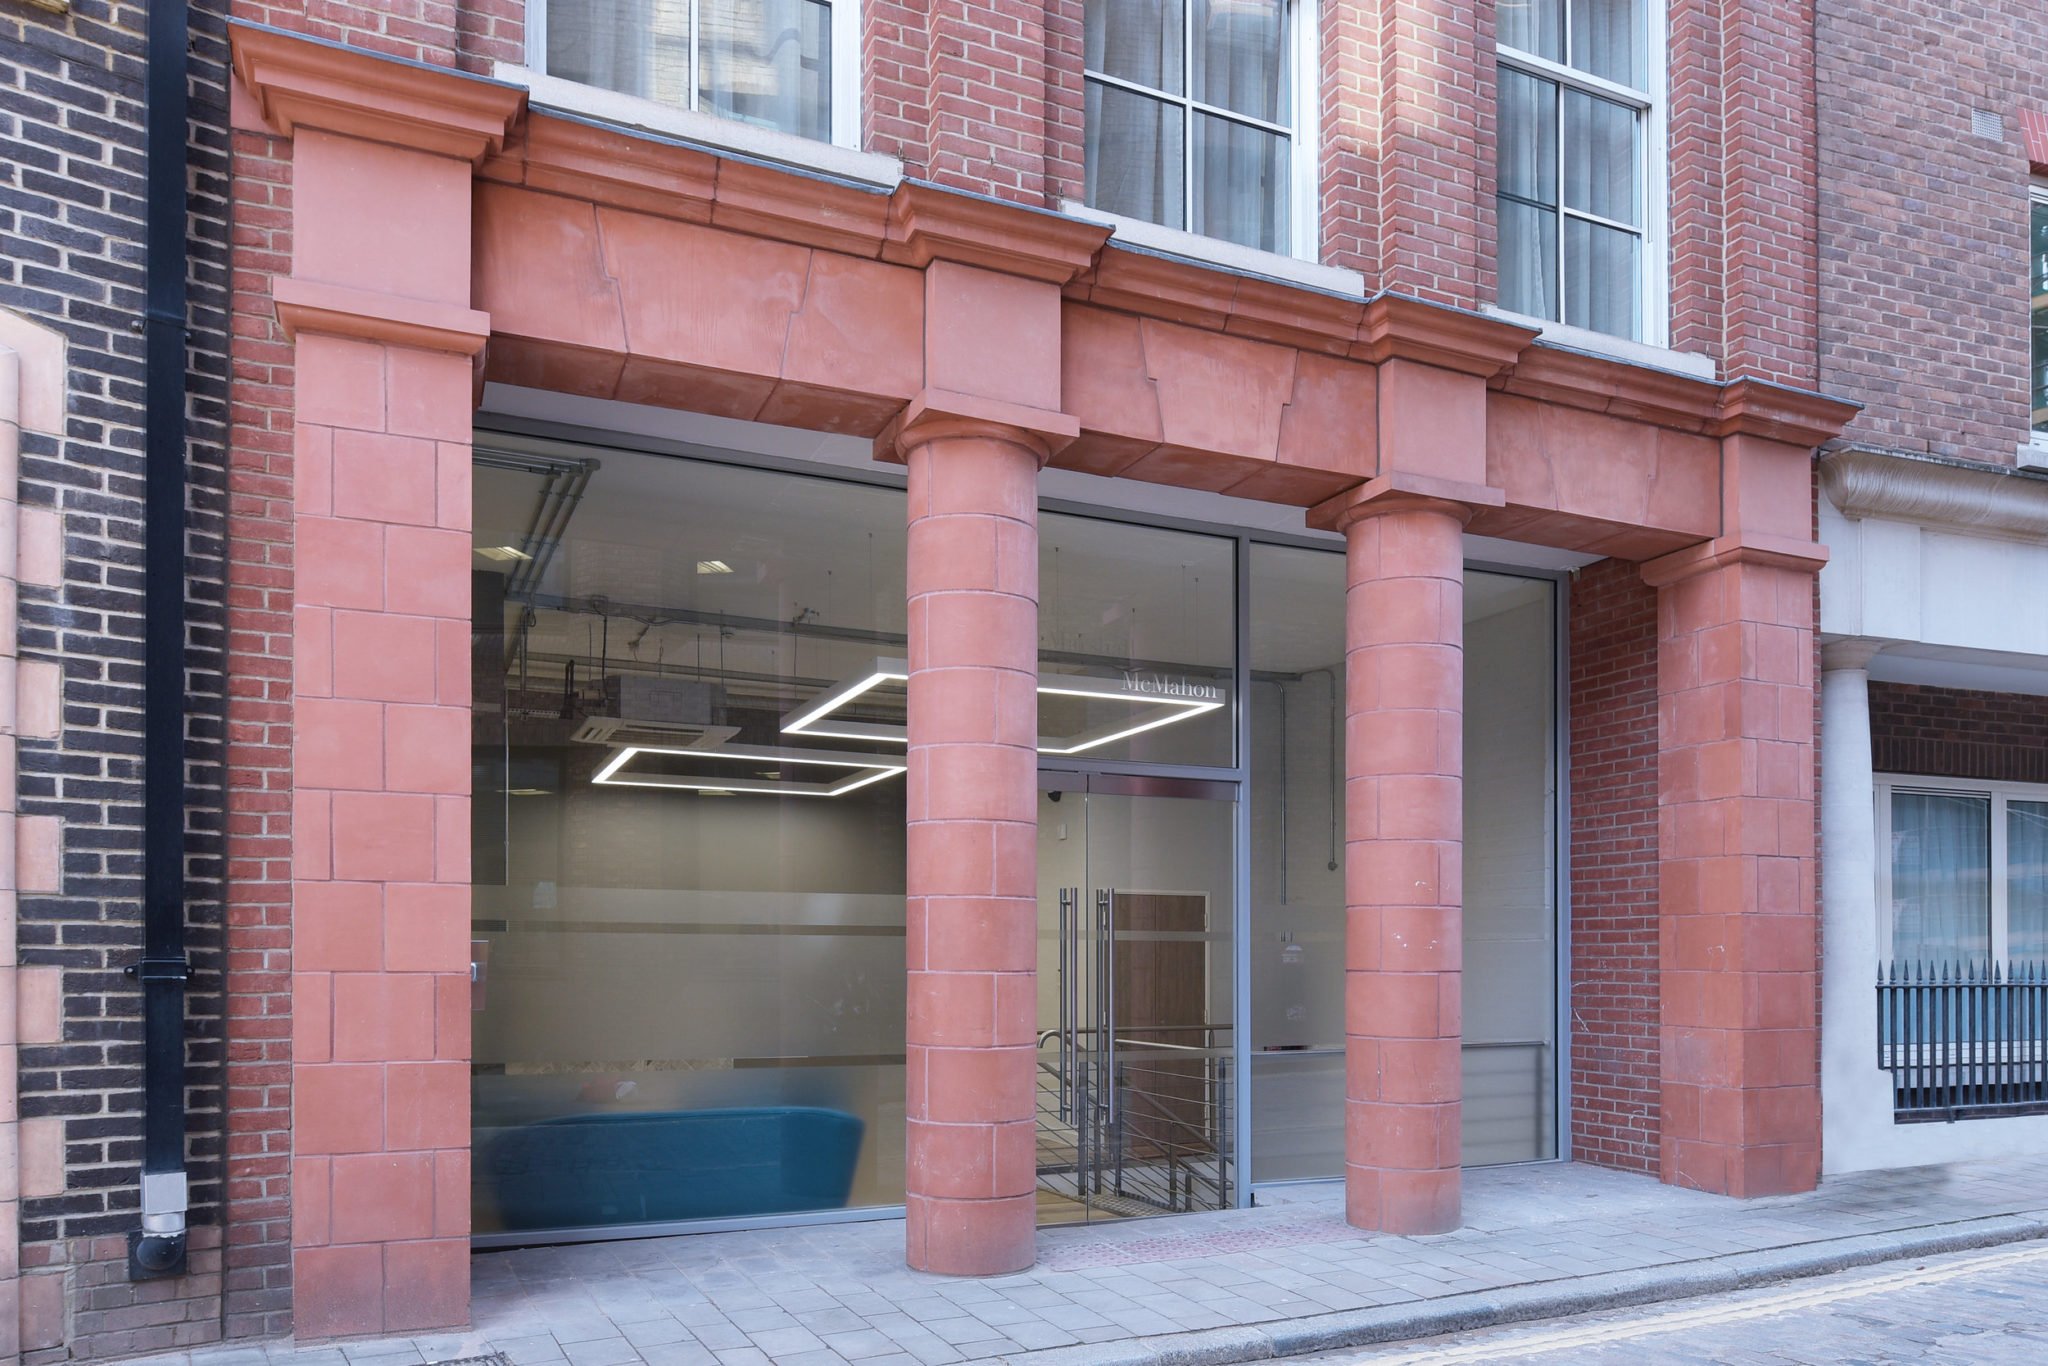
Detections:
[570, 675, 733, 747]
[569, 717, 740, 748]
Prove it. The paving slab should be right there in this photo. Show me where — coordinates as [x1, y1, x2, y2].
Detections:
[126, 1154, 2048, 1366]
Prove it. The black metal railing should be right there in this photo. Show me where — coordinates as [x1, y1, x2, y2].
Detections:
[1878, 960, 2048, 1122]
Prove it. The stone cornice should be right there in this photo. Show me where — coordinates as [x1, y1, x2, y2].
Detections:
[1639, 530, 1829, 588]
[883, 182, 1111, 285]
[273, 277, 490, 355]
[1820, 444, 2048, 539]
[1305, 472, 1506, 533]
[874, 389, 1081, 467]
[1352, 294, 1538, 377]
[1712, 377, 1862, 446]
[231, 22, 525, 163]
[1495, 343, 1723, 432]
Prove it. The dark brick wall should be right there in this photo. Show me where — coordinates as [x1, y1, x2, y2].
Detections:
[1869, 682, 2048, 785]
[2, 0, 232, 1357]
[1817, 0, 2048, 464]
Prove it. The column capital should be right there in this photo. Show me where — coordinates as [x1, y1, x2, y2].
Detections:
[231, 22, 526, 163]
[876, 389, 1079, 468]
[1639, 530, 1829, 589]
[273, 277, 490, 355]
[1821, 638, 1886, 673]
[1306, 472, 1505, 535]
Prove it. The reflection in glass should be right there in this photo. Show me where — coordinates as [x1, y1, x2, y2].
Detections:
[470, 449, 908, 1235]
[1085, 81, 1187, 231]
[1497, 0, 1563, 62]
[1085, 0, 1185, 93]
[1039, 512, 1235, 767]
[2011, 801, 2048, 960]
[1194, 113, 1289, 253]
[1890, 791, 1991, 964]
[1564, 216, 1639, 337]
[698, 0, 831, 140]
[548, 0, 693, 108]
[1247, 550, 1559, 1178]
[2033, 199, 2048, 437]
[1563, 89, 1639, 225]
[1191, 0, 1288, 122]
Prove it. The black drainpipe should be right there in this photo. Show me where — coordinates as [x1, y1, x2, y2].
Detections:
[127, 0, 192, 1281]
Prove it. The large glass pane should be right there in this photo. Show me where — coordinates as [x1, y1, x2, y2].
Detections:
[1563, 215, 1640, 338]
[547, 0, 692, 108]
[1246, 549, 1560, 1178]
[1193, 113, 1289, 253]
[2009, 800, 2048, 960]
[470, 449, 909, 1236]
[1460, 574, 1558, 1165]
[698, 0, 832, 141]
[1191, 0, 1288, 124]
[1038, 785, 1237, 1223]
[1085, 81, 1187, 231]
[2032, 199, 2048, 438]
[1247, 545, 1346, 1182]
[1497, 67, 1559, 206]
[1498, 198, 1560, 321]
[1890, 791, 1992, 965]
[1497, 0, 1563, 62]
[1039, 513, 1234, 767]
[1563, 89, 1639, 225]
[1084, 0, 1184, 93]
[1568, 0, 1641, 87]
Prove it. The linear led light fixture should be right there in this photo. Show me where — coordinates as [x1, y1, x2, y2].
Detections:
[781, 659, 1225, 756]
[591, 742, 905, 797]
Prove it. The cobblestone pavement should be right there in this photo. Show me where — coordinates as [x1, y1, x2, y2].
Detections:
[1316, 1240, 2048, 1364]
[124, 1154, 2048, 1366]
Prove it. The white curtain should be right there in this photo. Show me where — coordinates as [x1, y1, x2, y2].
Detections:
[1191, 0, 1288, 252]
[549, 0, 687, 107]
[1085, 2, 1184, 230]
[699, 0, 828, 140]
[1891, 791, 1991, 965]
[2009, 801, 2048, 960]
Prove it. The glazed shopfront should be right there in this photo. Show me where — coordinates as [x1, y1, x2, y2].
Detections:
[465, 431, 1563, 1243]
[236, 24, 1852, 1333]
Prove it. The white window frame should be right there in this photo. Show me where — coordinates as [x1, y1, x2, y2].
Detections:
[1873, 774, 2048, 965]
[1494, 0, 1668, 347]
[1079, 0, 1321, 262]
[526, 0, 861, 152]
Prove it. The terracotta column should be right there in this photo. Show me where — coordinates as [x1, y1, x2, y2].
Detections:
[899, 415, 1047, 1276]
[1331, 493, 1471, 1235]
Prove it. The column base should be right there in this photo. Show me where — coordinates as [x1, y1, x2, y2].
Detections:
[905, 1194, 1035, 1276]
[1345, 1166, 1461, 1236]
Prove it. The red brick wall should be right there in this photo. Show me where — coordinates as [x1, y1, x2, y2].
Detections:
[1666, 0, 1724, 361]
[222, 119, 300, 1341]
[1869, 683, 2048, 784]
[1567, 557, 1661, 1173]
[1817, 0, 2047, 463]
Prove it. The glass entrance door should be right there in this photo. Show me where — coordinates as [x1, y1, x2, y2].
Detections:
[1035, 774, 1237, 1225]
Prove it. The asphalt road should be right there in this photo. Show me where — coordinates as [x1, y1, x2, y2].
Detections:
[1310, 1240, 2048, 1364]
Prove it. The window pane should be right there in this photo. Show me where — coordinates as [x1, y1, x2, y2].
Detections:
[1039, 512, 1235, 767]
[1568, 0, 1640, 87]
[471, 450, 910, 1236]
[1193, 113, 1289, 253]
[2033, 199, 2048, 437]
[1498, 0, 1563, 62]
[1563, 89, 1639, 226]
[698, 0, 832, 140]
[2010, 801, 2048, 960]
[548, 0, 692, 108]
[1497, 67, 1559, 206]
[1192, 0, 1289, 124]
[1085, 0, 1185, 94]
[1085, 81, 1187, 231]
[1498, 198, 1559, 321]
[1563, 216, 1639, 337]
[1890, 791, 1992, 965]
